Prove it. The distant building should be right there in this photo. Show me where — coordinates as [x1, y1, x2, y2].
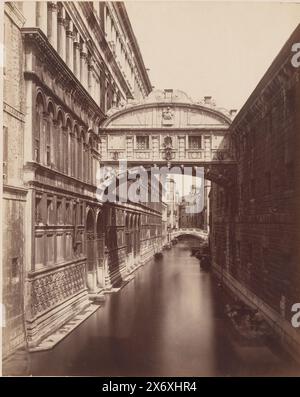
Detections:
[165, 177, 179, 230]
[178, 182, 209, 230]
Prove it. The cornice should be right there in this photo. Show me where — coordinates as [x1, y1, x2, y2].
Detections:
[232, 24, 300, 130]
[22, 28, 105, 125]
[66, 1, 134, 100]
[113, 2, 152, 94]
[4, 2, 25, 29]
[101, 101, 232, 128]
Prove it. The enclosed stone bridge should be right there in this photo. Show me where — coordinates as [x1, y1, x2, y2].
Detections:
[171, 228, 208, 240]
[100, 89, 237, 188]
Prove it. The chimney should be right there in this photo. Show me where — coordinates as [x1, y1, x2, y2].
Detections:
[204, 96, 212, 105]
[230, 109, 237, 117]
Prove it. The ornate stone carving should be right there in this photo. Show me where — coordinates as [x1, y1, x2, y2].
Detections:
[162, 135, 174, 161]
[30, 262, 86, 318]
[162, 106, 174, 125]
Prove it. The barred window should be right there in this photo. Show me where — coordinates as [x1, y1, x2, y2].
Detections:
[136, 135, 149, 150]
[188, 136, 202, 149]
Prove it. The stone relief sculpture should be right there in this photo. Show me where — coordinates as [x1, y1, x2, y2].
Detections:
[162, 106, 174, 125]
[163, 135, 173, 161]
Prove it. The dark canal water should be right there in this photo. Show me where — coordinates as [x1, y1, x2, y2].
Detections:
[8, 237, 300, 376]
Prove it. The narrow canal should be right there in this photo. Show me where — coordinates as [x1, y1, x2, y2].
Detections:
[18, 237, 300, 376]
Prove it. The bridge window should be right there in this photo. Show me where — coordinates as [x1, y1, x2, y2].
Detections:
[188, 136, 202, 149]
[136, 135, 149, 150]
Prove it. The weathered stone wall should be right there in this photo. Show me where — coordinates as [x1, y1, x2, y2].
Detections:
[210, 25, 300, 360]
[2, 3, 27, 359]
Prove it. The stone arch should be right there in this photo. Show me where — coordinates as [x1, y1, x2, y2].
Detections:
[47, 99, 55, 117]
[65, 114, 73, 131]
[95, 209, 106, 287]
[85, 208, 96, 291]
[65, 117, 72, 132]
[35, 89, 46, 111]
[74, 123, 80, 138]
[34, 92, 45, 163]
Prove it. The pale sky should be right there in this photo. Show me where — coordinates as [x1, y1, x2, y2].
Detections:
[126, 0, 300, 111]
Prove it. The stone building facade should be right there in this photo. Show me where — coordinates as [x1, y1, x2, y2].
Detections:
[3, 2, 27, 359]
[210, 25, 300, 360]
[2, 1, 153, 358]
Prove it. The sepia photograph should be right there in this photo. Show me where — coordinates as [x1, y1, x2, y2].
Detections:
[1, 0, 300, 381]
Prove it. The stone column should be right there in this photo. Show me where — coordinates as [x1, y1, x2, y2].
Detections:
[23, 2, 37, 27]
[73, 33, 81, 80]
[57, 5, 66, 62]
[80, 42, 88, 88]
[66, 20, 74, 72]
[88, 59, 94, 97]
[36, 1, 48, 35]
[47, 2, 57, 50]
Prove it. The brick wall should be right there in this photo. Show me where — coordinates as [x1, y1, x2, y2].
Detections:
[210, 25, 300, 358]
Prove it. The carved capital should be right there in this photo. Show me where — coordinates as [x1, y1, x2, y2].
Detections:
[48, 2, 58, 12]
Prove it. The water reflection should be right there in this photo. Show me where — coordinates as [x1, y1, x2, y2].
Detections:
[8, 236, 299, 376]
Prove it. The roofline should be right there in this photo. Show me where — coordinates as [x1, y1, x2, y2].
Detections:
[101, 101, 232, 128]
[232, 23, 300, 127]
[114, 2, 152, 95]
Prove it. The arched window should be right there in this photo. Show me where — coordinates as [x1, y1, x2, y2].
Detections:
[35, 94, 44, 163]
[71, 130, 76, 177]
[74, 125, 80, 179]
[57, 111, 64, 172]
[47, 102, 55, 167]
[66, 119, 72, 177]
[88, 137, 93, 184]
[64, 119, 70, 175]
[78, 130, 84, 180]
[84, 140, 88, 183]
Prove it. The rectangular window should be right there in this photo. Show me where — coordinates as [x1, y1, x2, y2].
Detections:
[3, 126, 8, 182]
[35, 196, 43, 224]
[66, 233, 72, 259]
[66, 201, 72, 224]
[188, 136, 202, 149]
[12, 257, 19, 279]
[136, 135, 149, 150]
[46, 121, 51, 166]
[34, 139, 40, 162]
[56, 233, 64, 262]
[80, 204, 83, 225]
[57, 200, 63, 224]
[47, 198, 54, 225]
[46, 145, 51, 166]
[71, 137, 75, 177]
[35, 235, 44, 268]
[64, 131, 68, 174]
[46, 234, 54, 265]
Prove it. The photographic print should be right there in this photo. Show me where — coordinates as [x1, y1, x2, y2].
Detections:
[1, 0, 300, 380]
